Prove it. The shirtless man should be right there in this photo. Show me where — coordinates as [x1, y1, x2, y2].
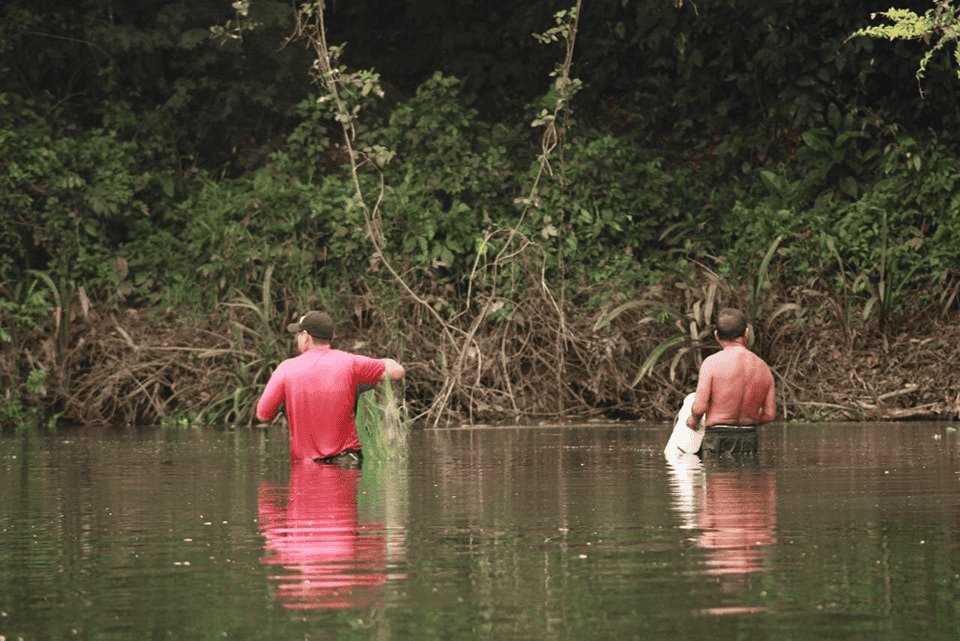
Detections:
[686, 308, 776, 430]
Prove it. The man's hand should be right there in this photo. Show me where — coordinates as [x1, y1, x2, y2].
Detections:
[382, 358, 405, 381]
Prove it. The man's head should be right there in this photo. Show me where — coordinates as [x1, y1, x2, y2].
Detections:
[287, 311, 335, 341]
[715, 308, 748, 341]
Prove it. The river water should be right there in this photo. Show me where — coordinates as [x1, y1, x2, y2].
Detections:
[1, 421, 957, 640]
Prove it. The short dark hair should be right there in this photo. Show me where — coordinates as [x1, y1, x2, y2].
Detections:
[715, 308, 747, 341]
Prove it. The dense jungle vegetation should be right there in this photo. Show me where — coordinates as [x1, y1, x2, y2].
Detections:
[2, 0, 960, 429]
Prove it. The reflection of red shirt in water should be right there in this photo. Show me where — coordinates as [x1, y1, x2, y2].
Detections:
[256, 347, 386, 460]
[258, 461, 387, 610]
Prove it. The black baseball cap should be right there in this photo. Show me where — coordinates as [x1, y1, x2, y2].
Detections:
[286, 311, 334, 340]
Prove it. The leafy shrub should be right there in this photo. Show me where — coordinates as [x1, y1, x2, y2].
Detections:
[523, 134, 678, 289]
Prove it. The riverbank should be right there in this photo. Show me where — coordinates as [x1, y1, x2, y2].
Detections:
[8, 291, 958, 429]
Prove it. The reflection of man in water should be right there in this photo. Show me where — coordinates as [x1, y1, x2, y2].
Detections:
[697, 471, 776, 580]
[666, 456, 777, 615]
[258, 461, 387, 610]
[686, 308, 776, 430]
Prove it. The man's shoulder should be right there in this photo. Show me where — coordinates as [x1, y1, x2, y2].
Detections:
[700, 350, 726, 367]
[336, 349, 381, 362]
[328, 348, 367, 361]
[701, 347, 770, 368]
[278, 351, 323, 369]
[273, 354, 302, 371]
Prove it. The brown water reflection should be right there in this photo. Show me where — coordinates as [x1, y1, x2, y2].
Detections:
[666, 451, 777, 615]
[258, 461, 390, 610]
[0, 422, 957, 640]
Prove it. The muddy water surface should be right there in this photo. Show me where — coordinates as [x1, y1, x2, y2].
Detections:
[1, 421, 957, 640]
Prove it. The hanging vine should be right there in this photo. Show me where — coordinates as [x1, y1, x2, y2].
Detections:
[287, 1, 584, 426]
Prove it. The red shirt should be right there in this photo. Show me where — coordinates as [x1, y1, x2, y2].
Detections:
[256, 347, 386, 460]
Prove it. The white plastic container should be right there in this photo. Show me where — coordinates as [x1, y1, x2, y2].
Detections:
[664, 392, 705, 456]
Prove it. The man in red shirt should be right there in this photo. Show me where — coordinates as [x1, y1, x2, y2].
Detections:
[686, 308, 776, 430]
[256, 311, 405, 465]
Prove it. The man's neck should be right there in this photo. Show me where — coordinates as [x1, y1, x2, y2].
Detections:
[300, 340, 331, 353]
[718, 337, 747, 349]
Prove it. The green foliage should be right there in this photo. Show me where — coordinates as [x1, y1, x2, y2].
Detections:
[0, 275, 58, 430]
[202, 269, 310, 428]
[374, 73, 519, 277]
[851, 1, 960, 94]
[532, 7, 580, 46]
[0, 92, 187, 305]
[209, 0, 259, 42]
[282, 96, 336, 184]
[0, 391, 54, 431]
[5, 0, 960, 425]
[591, 263, 726, 387]
[165, 162, 355, 311]
[524, 135, 677, 287]
[796, 104, 881, 202]
[25, 368, 48, 396]
[722, 122, 960, 333]
[1, 0, 311, 171]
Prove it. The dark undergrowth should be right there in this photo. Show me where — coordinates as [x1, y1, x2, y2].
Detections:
[11, 274, 958, 431]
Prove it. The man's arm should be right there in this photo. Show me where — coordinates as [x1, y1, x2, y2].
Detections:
[686, 365, 712, 429]
[255, 371, 284, 422]
[759, 371, 777, 423]
[358, 359, 404, 396]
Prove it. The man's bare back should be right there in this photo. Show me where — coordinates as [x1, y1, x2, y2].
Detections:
[685, 309, 776, 429]
[688, 345, 775, 427]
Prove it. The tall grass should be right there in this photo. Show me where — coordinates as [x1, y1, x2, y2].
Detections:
[356, 379, 409, 460]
